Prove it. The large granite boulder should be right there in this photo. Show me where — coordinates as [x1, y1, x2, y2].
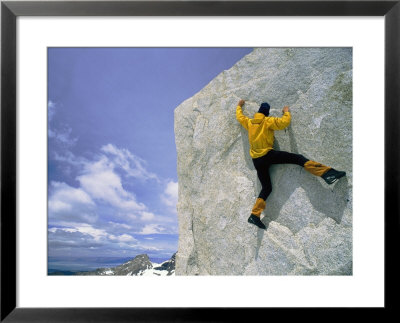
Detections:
[174, 48, 352, 275]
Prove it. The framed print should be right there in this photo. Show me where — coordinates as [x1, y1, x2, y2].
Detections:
[1, 0, 399, 321]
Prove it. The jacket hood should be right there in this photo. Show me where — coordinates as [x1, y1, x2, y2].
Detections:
[258, 102, 271, 116]
[251, 113, 266, 124]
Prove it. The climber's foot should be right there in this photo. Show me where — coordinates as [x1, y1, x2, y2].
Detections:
[322, 169, 346, 185]
[248, 214, 266, 230]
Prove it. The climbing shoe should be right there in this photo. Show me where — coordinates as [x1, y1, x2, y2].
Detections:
[321, 168, 346, 185]
[248, 214, 266, 230]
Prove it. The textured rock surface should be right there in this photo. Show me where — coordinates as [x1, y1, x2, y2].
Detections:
[174, 48, 352, 275]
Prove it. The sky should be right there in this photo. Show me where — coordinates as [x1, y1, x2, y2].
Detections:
[48, 47, 253, 271]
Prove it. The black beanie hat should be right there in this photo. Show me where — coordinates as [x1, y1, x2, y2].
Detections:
[258, 102, 270, 116]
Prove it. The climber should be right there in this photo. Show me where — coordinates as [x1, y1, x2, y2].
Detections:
[236, 99, 346, 230]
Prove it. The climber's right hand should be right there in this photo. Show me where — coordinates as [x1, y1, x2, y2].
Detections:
[282, 106, 290, 113]
[238, 99, 245, 107]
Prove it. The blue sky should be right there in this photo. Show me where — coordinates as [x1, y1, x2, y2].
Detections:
[48, 47, 253, 269]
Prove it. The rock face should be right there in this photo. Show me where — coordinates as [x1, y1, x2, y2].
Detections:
[174, 48, 352, 275]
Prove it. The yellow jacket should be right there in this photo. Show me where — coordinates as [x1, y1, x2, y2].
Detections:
[236, 105, 291, 159]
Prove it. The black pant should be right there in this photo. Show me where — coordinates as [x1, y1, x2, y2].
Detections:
[252, 150, 309, 201]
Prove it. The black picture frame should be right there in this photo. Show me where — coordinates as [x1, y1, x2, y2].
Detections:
[1, 0, 399, 321]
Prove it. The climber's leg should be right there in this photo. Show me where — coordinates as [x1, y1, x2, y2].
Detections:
[267, 149, 309, 167]
[266, 150, 346, 184]
[256, 165, 272, 201]
[251, 197, 267, 217]
[247, 162, 270, 229]
[303, 160, 331, 176]
[303, 160, 346, 184]
[248, 198, 266, 229]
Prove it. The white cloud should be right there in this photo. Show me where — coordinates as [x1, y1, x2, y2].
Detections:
[48, 229, 105, 250]
[77, 156, 146, 212]
[101, 144, 159, 181]
[139, 246, 163, 251]
[50, 181, 94, 205]
[71, 224, 109, 241]
[48, 181, 97, 224]
[48, 139, 178, 257]
[161, 180, 178, 211]
[51, 144, 159, 218]
[49, 200, 72, 212]
[138, 224, 165, 235]
[109, 233, 137, 243]
[50, 224, 138, 246]
[118, 234, 136, 242]
[140, 211, 155, 221]
[48, 221, 175, 258]
[107, 221, 132, 230]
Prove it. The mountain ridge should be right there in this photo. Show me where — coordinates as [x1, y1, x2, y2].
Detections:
[49, 253, 176, 276]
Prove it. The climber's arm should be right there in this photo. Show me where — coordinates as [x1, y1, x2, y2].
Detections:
[270, 106, 291, 130]
[236, 100, 249, 130]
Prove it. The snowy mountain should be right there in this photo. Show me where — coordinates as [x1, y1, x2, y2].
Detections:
[76, 253, 176, 276]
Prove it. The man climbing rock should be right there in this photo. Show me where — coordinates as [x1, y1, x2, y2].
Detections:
[236, 99, 346, 230]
